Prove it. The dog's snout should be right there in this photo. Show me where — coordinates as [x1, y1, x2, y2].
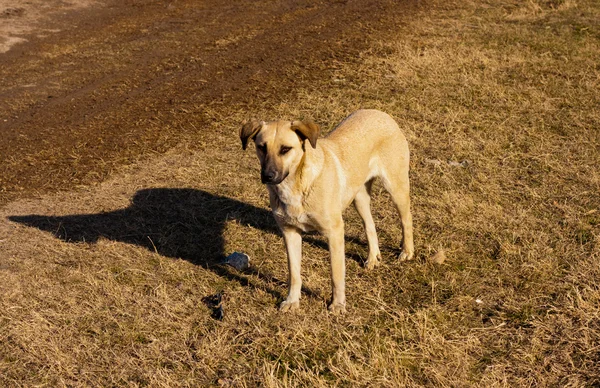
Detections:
[261, 170, 278, 184]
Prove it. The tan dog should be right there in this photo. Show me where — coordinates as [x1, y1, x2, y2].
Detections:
[240, 109, 414, 313]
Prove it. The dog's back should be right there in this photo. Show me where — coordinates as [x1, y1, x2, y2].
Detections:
[320, 109, 410, 194]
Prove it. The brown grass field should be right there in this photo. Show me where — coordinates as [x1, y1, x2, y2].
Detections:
[1, 0, 599, 386]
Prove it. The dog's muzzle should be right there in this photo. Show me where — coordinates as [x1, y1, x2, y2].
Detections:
[261, 169, 278, 184]
[261, 169, 287, 185]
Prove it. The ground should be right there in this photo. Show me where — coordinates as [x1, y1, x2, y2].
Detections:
[0, 0, 599, 386]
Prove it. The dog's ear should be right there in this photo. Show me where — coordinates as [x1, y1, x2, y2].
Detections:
[240, 119, 263, 150]
[291, 119, 320, 149]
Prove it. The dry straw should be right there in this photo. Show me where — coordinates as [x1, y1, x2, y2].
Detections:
[1, 0, 599, 386]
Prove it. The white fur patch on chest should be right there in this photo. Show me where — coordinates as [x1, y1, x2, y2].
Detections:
[270, 184, 315, 232]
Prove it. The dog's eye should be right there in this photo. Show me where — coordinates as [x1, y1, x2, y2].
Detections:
[258, 144, 267, 153]
[280, 146, 292, 155]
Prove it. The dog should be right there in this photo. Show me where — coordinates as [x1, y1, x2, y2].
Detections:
[240, 109, 414, 313]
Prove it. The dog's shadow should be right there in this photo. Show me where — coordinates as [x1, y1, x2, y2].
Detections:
[10, 188, 277, 262]
[9, 188, 299, 297]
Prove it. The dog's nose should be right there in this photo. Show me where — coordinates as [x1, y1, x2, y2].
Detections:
[261, 170, 277, 184]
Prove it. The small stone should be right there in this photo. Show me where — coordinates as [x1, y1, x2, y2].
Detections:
[425, 158, 442, 166]
[222, 252, 250, 271]
[429, 249, 446, 264]
[448, 160, 470, 167]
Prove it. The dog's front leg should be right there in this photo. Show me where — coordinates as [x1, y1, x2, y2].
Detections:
[280, 226, 302, 312]
[327, 220, 346, 314]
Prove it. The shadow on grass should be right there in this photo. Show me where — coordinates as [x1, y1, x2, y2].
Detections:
[8, 188, 300, 300]
[10, 188, 277, 262]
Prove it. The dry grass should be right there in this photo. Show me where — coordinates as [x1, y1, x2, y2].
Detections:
[1, 0, 599, 386]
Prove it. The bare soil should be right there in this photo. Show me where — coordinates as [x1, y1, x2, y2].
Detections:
[0, 0, 420, 205]
[0, 1, 92, 55]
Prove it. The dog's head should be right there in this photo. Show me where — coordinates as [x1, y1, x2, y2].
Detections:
[240, 119, 320, 185]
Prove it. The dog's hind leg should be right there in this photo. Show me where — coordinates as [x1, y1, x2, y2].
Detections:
[381, 170, 414, 261]
[353, 181, 382, 270]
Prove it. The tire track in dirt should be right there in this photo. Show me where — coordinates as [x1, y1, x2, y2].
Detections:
[0, 0, 423, 205]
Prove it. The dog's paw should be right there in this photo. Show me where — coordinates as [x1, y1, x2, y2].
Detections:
[328, 302, 346, 314]
[364, 254, 381, 270]
[398, 250, 414, 262]
[279, 299, 300, 312]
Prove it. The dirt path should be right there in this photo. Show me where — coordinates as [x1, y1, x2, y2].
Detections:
[0, 0, 97, 53]
[0, 0, 420, 205]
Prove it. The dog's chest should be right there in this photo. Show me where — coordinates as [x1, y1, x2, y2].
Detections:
[269, 186, 316, 232]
